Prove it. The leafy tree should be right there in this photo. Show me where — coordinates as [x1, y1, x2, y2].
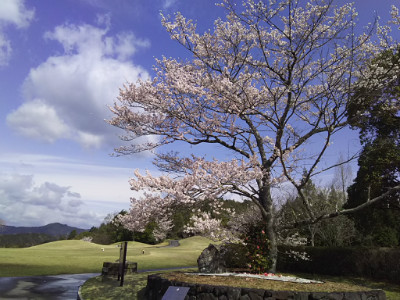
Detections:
[109, 0, 400, 271]
[133, 221, 157, 244]
[332, 154, 353, 203]
[279, 173, 322, 246]
[312, 187, 357, 247]
[75, 230, 93, 241]
[280, 177, 357, 247]
[345, 49, 400, 247]
[84, 211, 134, 244]
[67, 230, 77, 240]
[169, 210, 190, 239]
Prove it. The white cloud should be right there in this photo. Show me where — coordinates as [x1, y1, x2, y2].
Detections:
[69, 199, 84, 207]
[0, 152, 160, 228]
[163, 0, 178, 9]
[7, 22, 150, 149]
[0, 152, 140, 203]
[76, 131, 104, 149]
[0, 172, 102, 228]
[0, 0, 34, 28]
[0, 173, 80, 209]
[112, 32, 150, 60]
[0, 32, 11, 66]
[0, 168, 126, 229]
[0, 0, 34, 66]
[6, 99, 70, 143]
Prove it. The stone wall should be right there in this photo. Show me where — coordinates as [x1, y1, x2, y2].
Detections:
[145, 274, 386, 300]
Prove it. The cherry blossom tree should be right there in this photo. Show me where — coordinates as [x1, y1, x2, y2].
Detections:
[109, 0, 400, 272]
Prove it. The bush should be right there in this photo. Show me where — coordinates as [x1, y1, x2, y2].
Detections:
[244, 228, 271, 273]
[220, 243, 249, 269]
[372, 226, 399, 247]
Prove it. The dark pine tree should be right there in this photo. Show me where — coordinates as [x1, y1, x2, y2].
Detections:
[345, 49, 400, 247]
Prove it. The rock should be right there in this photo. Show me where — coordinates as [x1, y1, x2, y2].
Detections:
[169, 240, 180, 247]
[197, 244, 228, 273]
[197, 243, 249, 274]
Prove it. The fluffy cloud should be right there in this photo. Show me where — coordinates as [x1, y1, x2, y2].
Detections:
[0, 0, 34, 66]
[0, 173, 81, 208]
[7, 21, 150, 149]
[0, 153, 140, 228]
[0, 173, 100, 228]
[6, 99, 70, 143]
[0, 0, 35, 28]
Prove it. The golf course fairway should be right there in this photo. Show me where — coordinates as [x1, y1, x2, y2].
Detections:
[0, 236, 212, 277]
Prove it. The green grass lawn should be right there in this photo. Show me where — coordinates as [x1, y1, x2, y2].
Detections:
[0, 236, 212, 277]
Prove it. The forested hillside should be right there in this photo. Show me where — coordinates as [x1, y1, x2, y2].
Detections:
[0, 223, 88, 247]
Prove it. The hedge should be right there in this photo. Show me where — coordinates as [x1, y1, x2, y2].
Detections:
[277, 245, 400, 284]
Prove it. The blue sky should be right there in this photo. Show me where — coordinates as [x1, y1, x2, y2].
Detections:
[0, 0, 397, 229]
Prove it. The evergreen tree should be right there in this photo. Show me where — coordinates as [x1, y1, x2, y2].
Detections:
[345, 49, 400, 247]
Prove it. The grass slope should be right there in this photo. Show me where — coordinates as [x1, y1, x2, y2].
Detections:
[0, 236, 212, 277]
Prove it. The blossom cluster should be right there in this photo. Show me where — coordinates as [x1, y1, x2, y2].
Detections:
[119, 155, 263, 234]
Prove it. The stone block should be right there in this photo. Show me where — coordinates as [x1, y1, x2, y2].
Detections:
[214, 285, 228, 297]
[197, 293, 218, 300]
[246, 288, 265, 300]
[226, 287, 241, 300]
[101, 261, 137, 276]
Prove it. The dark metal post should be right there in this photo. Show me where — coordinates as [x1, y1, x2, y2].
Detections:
[118, 241, 128, 287]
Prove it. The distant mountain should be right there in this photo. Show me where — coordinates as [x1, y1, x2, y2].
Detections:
[0, 223, 88, 237]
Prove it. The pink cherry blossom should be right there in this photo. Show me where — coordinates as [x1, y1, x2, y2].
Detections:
[110, 0, 400, 273]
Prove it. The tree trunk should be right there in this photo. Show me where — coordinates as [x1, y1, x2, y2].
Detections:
[309, 225, 316, 247]
[266, 221, 278, 273]
[259, 181, 278, 273]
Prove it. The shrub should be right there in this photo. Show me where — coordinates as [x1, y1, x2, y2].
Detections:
[220, 243, 249, 269]
[243, 226, 271, 273]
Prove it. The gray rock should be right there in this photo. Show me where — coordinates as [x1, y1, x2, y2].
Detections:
[226, 287, 241, 300]
[197, 244, 228, 273]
